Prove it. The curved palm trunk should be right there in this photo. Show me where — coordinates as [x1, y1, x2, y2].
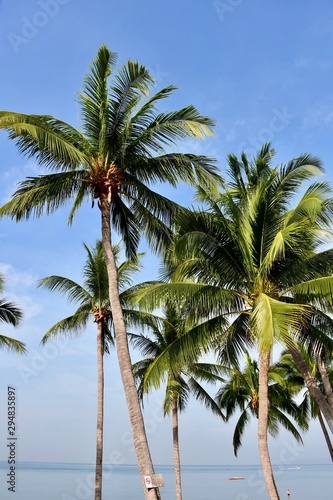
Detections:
[172, 399, 182, 500]
[258, 350, 280, 500]
[290, 347, 333, 433]
[100, 197, 161, 500]
[95, 320, 104, 500]
[318, 411, 333, 462]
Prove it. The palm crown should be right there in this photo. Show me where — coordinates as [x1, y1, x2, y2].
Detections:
[0, 45, 219, 258]
[39, 240, 143, 349]
[216, 351, 308, 456]
[147, 144, 333, 358]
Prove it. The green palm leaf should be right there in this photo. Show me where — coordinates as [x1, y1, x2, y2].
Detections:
[0, 334, 26, 353]
[251, 293, 307, 352]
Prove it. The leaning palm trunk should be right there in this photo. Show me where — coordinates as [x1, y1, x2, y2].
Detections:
[258, 350, 280, 500]
[100, 197, 160, 500]
[95, 320, 104, 500]
[318, 411, 333, 462]
[172, 399, 182, 500]
[290, 347, 333, 433]
[315, 353, 333, 412]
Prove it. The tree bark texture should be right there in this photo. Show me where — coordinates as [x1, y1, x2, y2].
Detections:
[290, 347, 333, 433]
[95, 320, 104, 500]
[100, 197, 161, 500]
[172, 399, 182, 500]
[316, 353, 333, 412]
[318, 411, 333, 462]
[258, 350, 280, 500]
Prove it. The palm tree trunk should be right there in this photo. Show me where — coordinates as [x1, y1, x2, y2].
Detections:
[315, 353, 333, 412]
[318, 411, 333, 462]
[258, 350, 280, 500]
[100, 197, 161, 500]
[289, 347, 333, 433]
[95, 320, 104, 500]
[172, 399, 182, 500]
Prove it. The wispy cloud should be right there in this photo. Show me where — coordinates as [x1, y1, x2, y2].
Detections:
[225, 119, 245, 142]
[0, 159, 41, 204]
[294, 55, 332, 72]
[0, 262, 41, 318]
[302, 98, 333, 130]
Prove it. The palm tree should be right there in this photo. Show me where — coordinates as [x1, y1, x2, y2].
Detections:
[216, 351, 308, 457]
[130, 300, 224, 500]
[135, 145, 333, 498]
[38, 240, 143, 500]
[0, 273, 26, 353]
[278, 349, 333, 461]
[284, 305, 333, 431]
[0, 45, 219, 498]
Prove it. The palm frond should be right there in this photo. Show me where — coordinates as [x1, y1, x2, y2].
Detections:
[292, 277, 333, 309]
[268, 407, 305, 443]
[0, 334, 26, 353]
[187, 376, 225, 418]
[79, 44, 117, 152]
[108, 191, 141, 258]
[0, 298, 23, 326]
[41, 310, 91, 343]
[109, 60, 154, 141]
[0, 112, 88, 170]
[117, 252, 144, 291]
[0, 171, 88, 222]
[216, 313, 253, 367]
[251, 293, 307, 352]
[233, 410, 250, 456]
[135, 106, 215, 151]
[38, 276, 91, 305]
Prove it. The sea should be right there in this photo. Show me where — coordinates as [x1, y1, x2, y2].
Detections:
[0, 461, 331, 499]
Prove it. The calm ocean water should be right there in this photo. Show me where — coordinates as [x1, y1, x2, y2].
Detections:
[0, 461, 331, 499]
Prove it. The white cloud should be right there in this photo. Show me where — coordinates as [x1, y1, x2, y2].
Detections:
[0, 262, 38, 289]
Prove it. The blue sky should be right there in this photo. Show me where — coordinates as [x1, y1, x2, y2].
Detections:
[0, 0, 333, 470]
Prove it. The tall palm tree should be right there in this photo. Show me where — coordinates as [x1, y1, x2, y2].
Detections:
[0, 273, 26, 353]
[135, 145, 333, 498]
[216, 351, 308, 457]
[130, 300, 224, 500]
[0, 45, 219, 498]
[38, 240, 143, 500]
